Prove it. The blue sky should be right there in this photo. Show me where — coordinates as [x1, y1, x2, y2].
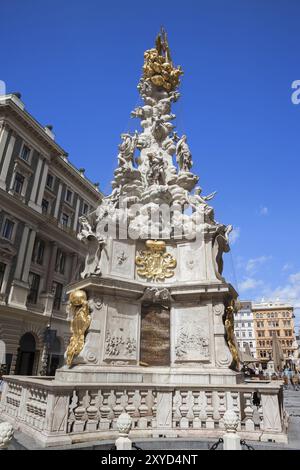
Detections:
[1, 1, 300, 327]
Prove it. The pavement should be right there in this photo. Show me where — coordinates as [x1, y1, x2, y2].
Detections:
[2, 388, 300, 450]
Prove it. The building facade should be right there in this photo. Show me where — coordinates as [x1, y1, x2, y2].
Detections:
[0, 93, 102, 376]
[252, 300, 298, 365]
[234, 300, 256, 358]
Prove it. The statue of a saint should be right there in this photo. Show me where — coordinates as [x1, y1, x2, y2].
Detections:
[117, 132, 138, 168]
[176, 135, 193, 172]
[147, 153, 165, 185]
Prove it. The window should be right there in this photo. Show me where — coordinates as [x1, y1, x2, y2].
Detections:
[65, 188, 73, 204]
[249, 331, 252, 337]
[61, 213, 70, 228]
[2, 219, 14, 240]
[83, 203, 89, 215]
[46, 174, 54, 189]
[20, 144, 31, 161]
[52, 282, 63, 310]
[55, 249, 66, 274]
[236, 331, 239, 337]
[41, 198, 49, 215]
[32, 238, 45, 265]
[27, 272, 40, 304]
[0, 262, 6, 289]
[249, 342, 253, 348]
[13, 173, 25, 194]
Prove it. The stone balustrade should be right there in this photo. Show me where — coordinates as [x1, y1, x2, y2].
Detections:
[0, 376, 287, 447]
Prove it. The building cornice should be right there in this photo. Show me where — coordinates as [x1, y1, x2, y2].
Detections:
[0, 96, 104, 202]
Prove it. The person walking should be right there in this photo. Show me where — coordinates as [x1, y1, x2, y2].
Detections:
[0, 371, 4, 400]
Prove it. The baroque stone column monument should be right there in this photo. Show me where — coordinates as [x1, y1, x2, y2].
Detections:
[56, 29, 239, 385]
[0, 30, 287, 446]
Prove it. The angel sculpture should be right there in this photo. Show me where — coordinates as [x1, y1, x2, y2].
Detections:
[189, 187, 217, 225]
[190, 186, 217, 206]
[66, 290, 91, 367]
[78, 216, 106, 279]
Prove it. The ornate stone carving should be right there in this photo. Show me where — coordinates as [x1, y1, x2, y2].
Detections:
[223, 409, 239, 433]
[78, 216, 106, 278]
[105, 331, 137, 358]
[0, 422, 14, 449]
[117, 412, 132, 436]
[213, 304, 225, 316]
[175, 325, 209, 360]
[85, 350, 97, 363]
[66, 290, 91, 367]
[140, 287, 171, 304]
[116, 250, 128, 265]
[136, 240, 176, 281]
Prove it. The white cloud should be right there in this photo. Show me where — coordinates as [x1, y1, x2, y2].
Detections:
[229, 227, 240, 245]
[262, 272, 300, 328]
[259, 206, 269, 216]
[239, 277, 264, 292]
[246, 255, 272, 273]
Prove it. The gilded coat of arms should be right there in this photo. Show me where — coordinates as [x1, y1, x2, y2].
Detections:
[135, 240, 177, 281]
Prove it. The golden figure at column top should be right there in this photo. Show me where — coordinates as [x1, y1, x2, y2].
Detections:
[143, 27, 183, 92]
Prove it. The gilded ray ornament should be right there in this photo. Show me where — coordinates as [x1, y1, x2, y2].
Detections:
[136, 240, 177, 281]
[66, 289, 91, 367]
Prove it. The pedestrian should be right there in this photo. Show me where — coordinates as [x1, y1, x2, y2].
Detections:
[283, 367, 289, 389]
[0, 370, 4, 400]
[292, 370, 300, 391]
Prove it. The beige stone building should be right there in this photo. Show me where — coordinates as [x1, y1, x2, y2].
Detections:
[0, 93, 102, 376]
[252, 300, 297, 365]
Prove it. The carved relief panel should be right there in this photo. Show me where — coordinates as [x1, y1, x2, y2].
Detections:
[103, 300, 139, 363]
[110, 240, 135, 279]
[172, 304, 210, 363]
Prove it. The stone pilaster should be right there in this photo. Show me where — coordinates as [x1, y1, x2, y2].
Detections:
[54, 183, 62, 218]
[14, 225, 30, 280]
[0, 130, 16, 190]
[21, 229, 37, 283]
[36, 160, 49, 207]
[0, 123, 10, 168]
[45, 242, 57, 292]
[28, 156, 43, 212]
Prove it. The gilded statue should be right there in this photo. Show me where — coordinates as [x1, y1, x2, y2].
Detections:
[66, 290, 91, 367]
[136, 240, 177, 281]
[224, 300, 240, 369]
[143, 29, 183, 91]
